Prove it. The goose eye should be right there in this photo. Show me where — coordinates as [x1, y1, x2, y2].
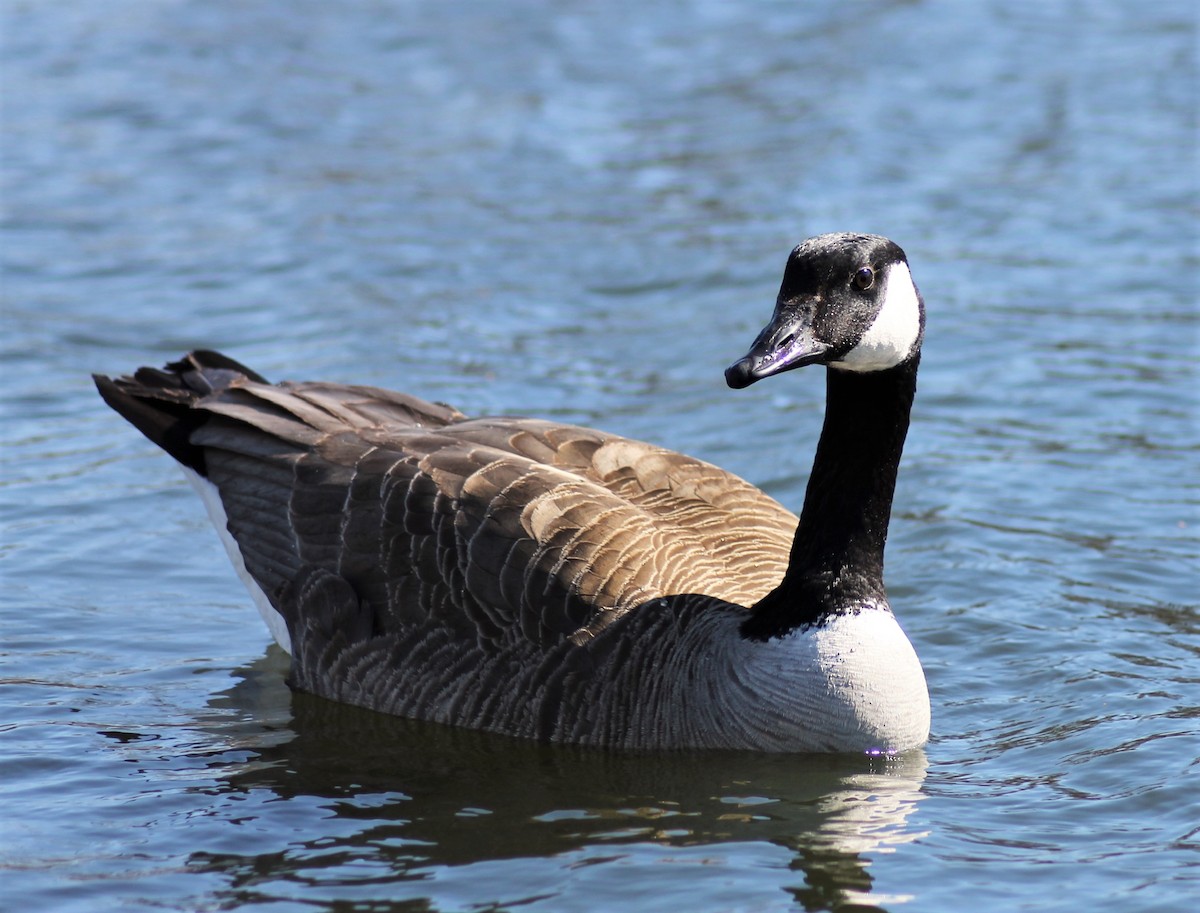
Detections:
[853, 267, 874, 291]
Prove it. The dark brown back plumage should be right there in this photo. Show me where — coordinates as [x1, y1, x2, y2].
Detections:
[96, 351, 798, 743]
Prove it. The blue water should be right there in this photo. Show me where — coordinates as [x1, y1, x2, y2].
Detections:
[2, 1, 1197, 910]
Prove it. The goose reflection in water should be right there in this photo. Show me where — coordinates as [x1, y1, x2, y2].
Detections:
[166, 651, 930, 911]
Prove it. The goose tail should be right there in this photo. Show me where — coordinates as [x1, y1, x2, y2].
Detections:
[92, 350, 267, 476]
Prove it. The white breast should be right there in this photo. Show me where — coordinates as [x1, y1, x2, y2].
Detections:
[718, 607, 930, 753]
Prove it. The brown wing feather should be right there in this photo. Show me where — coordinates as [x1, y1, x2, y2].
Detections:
[98, 356, 796, 658]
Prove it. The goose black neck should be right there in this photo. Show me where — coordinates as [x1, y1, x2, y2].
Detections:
[742, 355, 919, 640]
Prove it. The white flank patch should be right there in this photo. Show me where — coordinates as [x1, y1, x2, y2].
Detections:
[834, 261, 922, 372]
[182, 467, 293, 654]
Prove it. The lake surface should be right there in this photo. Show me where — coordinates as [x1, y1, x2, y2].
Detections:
[2, 1, 1197, 910]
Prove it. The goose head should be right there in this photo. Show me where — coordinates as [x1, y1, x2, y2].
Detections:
[726, 233, 925, 388]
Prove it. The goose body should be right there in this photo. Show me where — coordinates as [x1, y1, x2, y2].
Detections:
[95, 233, 931, 753]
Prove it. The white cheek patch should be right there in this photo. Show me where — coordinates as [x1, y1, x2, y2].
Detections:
[834, 261, 922, 372]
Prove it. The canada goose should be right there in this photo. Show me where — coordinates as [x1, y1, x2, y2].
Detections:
[95, 232, 930, 753]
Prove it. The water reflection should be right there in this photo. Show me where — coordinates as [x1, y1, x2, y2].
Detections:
[188, 651, 928, 910]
